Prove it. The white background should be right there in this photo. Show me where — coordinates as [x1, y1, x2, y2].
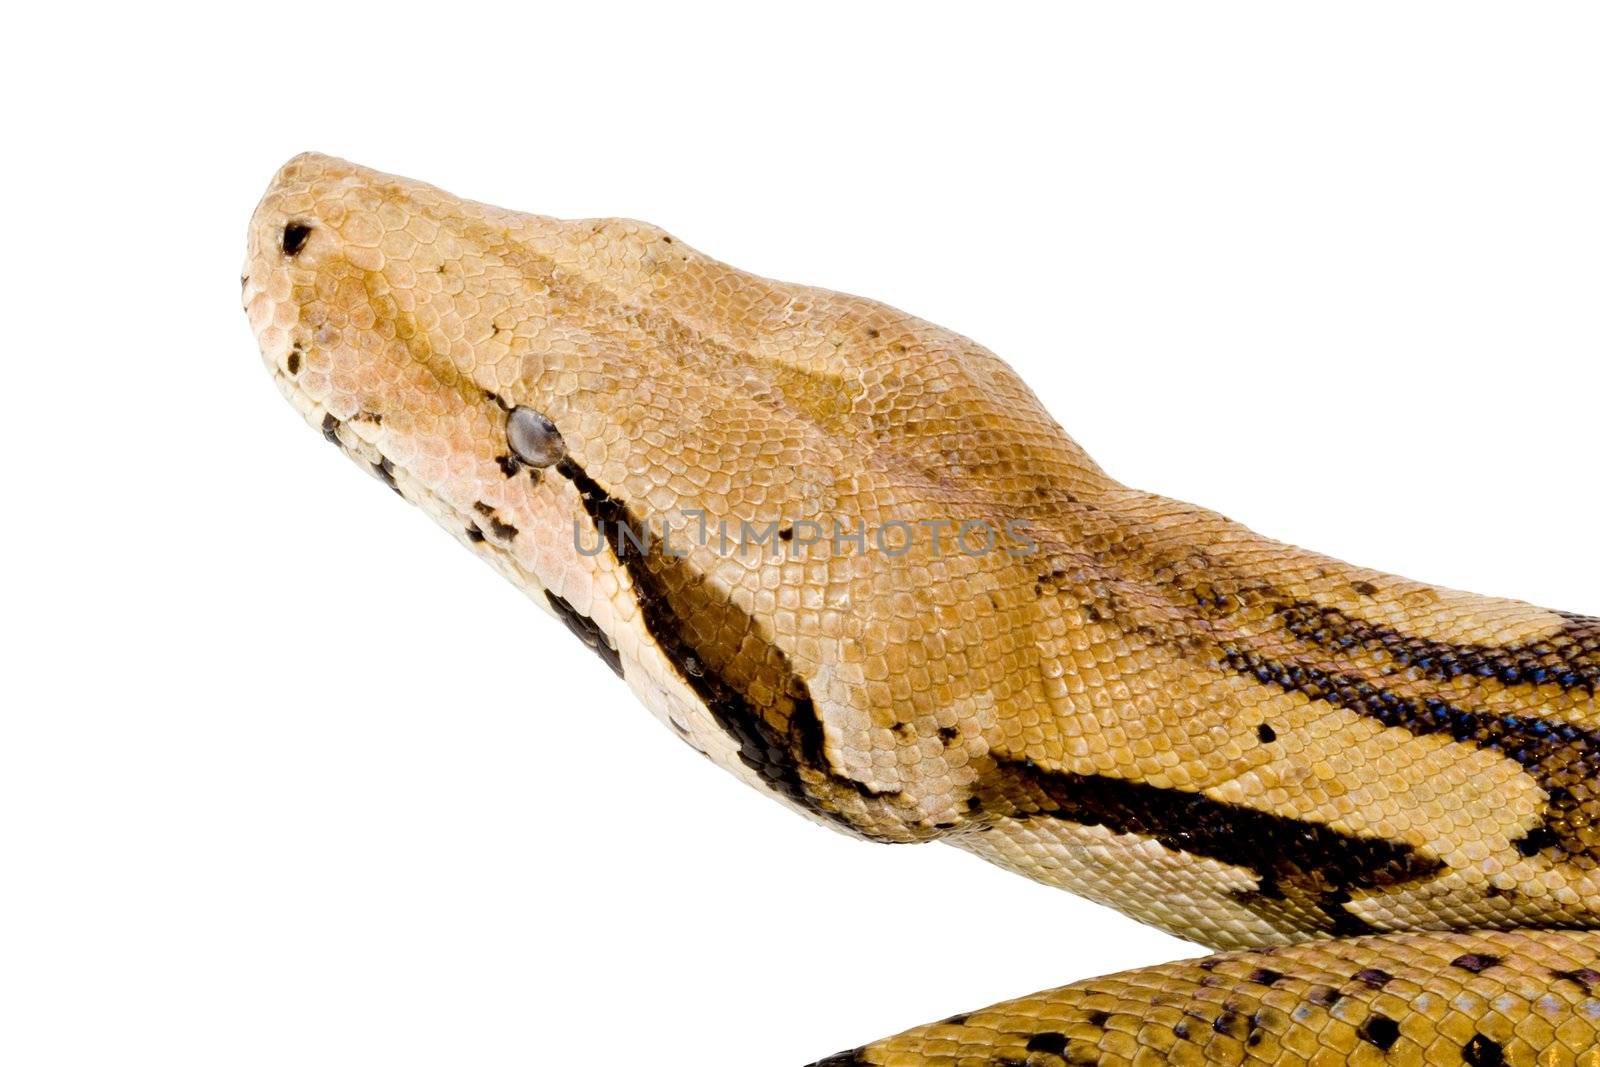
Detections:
[5, 4, 1598, 1064]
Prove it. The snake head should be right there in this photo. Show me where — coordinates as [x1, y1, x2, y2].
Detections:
[242, 152, 730, 763]
[241, 151, 697, 585]
[242, 153, 1102, 843]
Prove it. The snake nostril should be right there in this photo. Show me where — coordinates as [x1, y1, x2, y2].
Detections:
[281, 221, 312, 256]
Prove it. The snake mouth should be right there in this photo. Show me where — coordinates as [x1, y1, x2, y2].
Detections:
[262, 356, 406, 495]
[260, 352, 551, 600]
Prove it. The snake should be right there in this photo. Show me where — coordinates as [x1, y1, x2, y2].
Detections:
[243, 153, 1600, 1066]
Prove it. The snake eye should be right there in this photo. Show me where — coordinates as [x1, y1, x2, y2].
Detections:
[506, 406, 566, 468]
[281, 221, 312, 256]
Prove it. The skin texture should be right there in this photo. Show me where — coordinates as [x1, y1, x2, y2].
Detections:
[244, 154, 1600, 1064]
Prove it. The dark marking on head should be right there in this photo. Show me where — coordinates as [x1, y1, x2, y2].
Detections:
[286, 344, 302, 375]
[1085, 1011, 1110, 1027]
[545, 591, 623, 678]
[465, 524, 486, 543]
[1451, 954, 1502, 974]
[938, 726, 959, 745]
[482, 389, 512, 411]
[372, 457, 400, 495]
[1352, 580, 1379, 596]
[471, 501, 519, 541]
[1358, 1014, 1399, 1050]
[1352, 968, 1392, 988]
[321, 412, 342, 447]
[554, 457, 893, 834]
[992, 757, 1442, 934]
[1255, 722, 1277, 743]
[281, 221, 311, 256]
[495, 454, 522, 477]
[1462, 1034, 1505, 1066]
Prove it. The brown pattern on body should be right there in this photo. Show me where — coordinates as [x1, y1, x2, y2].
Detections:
[814, 931, 1600, 1066]
[243, 155, 1600, 1063]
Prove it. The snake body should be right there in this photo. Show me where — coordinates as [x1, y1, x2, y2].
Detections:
[244, 154, 1600, 1065]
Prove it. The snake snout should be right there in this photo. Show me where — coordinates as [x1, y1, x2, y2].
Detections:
[242, 152, 416, 395]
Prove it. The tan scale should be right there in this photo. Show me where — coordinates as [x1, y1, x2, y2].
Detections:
[244, 154, 1600, 1064]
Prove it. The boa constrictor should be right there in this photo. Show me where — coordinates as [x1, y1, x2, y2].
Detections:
[244, 154, 1600, 1066]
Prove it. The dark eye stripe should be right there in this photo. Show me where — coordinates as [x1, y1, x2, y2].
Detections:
[553, 456, 897, 835]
